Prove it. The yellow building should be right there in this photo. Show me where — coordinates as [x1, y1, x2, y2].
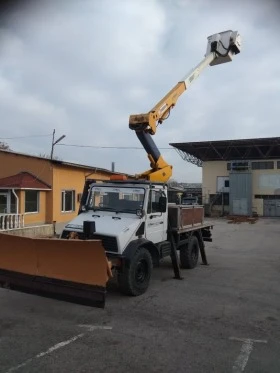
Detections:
[0, 149, 127, 228]
[171, 137, 280, 217]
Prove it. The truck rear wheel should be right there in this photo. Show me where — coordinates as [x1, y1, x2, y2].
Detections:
[180, 236, 199, 269]
[118, 248, 153, 296]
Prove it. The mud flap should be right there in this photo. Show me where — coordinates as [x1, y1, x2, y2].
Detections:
[0, 233, 111, 308]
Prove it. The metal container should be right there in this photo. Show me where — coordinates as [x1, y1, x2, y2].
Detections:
[168, 204, 204, 230]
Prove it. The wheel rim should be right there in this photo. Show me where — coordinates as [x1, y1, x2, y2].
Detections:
[135, 259, 148, 284]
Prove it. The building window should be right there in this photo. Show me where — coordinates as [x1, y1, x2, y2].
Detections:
[251, 161, 274, 170]
[61, 190, 75, 212]
[227, 161, 250, 171]
[277, 161, 280, 169]
[25, 190, 39, 213]
[224, 180, 230, 188]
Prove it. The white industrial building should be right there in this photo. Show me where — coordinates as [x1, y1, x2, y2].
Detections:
[171, 137, 280, 217]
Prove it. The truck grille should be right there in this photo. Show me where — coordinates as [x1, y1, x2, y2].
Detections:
[92, 234, 118, 253]
[61, 231, 118, 253]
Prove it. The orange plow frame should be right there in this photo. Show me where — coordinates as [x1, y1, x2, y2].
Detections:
[0, 233, 112, 308]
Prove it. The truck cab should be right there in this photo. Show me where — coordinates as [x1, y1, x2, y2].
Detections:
[61, 180, 168, 253]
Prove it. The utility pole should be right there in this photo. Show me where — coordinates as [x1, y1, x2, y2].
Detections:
[51, 129, 66, 160]
[50, 129, 55, 159]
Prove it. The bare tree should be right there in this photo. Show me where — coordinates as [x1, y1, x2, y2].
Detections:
[38, 153, 62, 160]
[0, 141, 11, 150]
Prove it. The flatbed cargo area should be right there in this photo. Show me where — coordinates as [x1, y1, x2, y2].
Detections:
[170, 222, 213, 234]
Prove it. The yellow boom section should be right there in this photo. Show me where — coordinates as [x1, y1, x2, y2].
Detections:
[129, 81, 186, 136]
[135, 154, 173, 183]
[128, 52, 217, 183]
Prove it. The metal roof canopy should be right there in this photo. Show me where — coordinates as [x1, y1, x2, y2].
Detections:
[170, 137, 280, 167]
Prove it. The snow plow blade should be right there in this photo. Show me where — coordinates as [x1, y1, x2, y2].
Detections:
[0, 233, 112, 308]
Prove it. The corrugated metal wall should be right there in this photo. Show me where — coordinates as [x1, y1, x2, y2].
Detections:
[229, 172, 252, 215]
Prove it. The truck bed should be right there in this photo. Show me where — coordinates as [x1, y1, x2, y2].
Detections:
[168, 204, 212, 233]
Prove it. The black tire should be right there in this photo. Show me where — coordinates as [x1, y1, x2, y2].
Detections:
[180, 235, 200, 269]
[118, 247, 153, 296]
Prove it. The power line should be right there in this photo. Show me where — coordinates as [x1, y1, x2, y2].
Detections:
[0, 134, 52, 140]
[57, 143, 175, 150]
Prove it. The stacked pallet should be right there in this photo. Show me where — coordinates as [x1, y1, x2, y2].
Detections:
[227, 215, 258, 224]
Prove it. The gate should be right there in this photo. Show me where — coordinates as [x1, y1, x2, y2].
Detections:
[229, 172, 252, 216]
[263, 200, 280, 217]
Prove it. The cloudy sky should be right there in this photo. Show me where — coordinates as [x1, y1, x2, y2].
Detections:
[0, 0, 280, 182]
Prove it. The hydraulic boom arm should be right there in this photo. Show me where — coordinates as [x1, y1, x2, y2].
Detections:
[129, 30, 241, 182]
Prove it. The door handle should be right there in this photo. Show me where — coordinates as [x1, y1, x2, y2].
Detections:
[149, 214, 161, 219]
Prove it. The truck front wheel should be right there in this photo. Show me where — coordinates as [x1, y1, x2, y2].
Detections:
[118, 248, 153, 296]
[180, 236, 199, 269]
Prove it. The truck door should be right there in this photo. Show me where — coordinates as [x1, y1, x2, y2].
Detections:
[145, 189, 167, 243]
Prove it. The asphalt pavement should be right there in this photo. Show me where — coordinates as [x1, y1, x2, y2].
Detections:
[0, 218, 280, 373]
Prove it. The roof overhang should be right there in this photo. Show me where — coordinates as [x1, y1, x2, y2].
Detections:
[0, 149, 131, 176]
[0, 187, 51, 191]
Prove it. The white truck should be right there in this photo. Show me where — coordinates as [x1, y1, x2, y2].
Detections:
[61, 178, 212, 296]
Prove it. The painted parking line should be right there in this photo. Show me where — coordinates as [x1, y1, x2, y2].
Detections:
[229, 337, 267, 373]
[5, 325, 112, 373]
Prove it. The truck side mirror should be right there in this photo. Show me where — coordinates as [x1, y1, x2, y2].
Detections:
[136, 209, 144, 218]
[158, 196, 167, 213]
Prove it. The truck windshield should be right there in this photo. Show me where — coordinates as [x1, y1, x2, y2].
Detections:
[87, 186, 145, 213]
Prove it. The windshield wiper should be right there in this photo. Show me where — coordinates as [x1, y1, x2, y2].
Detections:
[117, 208, 137, 214]
[87, 206, 117, 212]
[98, 207, 118, 212]
[86, 206, 101, 211]
[87, 207, 137, 214]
